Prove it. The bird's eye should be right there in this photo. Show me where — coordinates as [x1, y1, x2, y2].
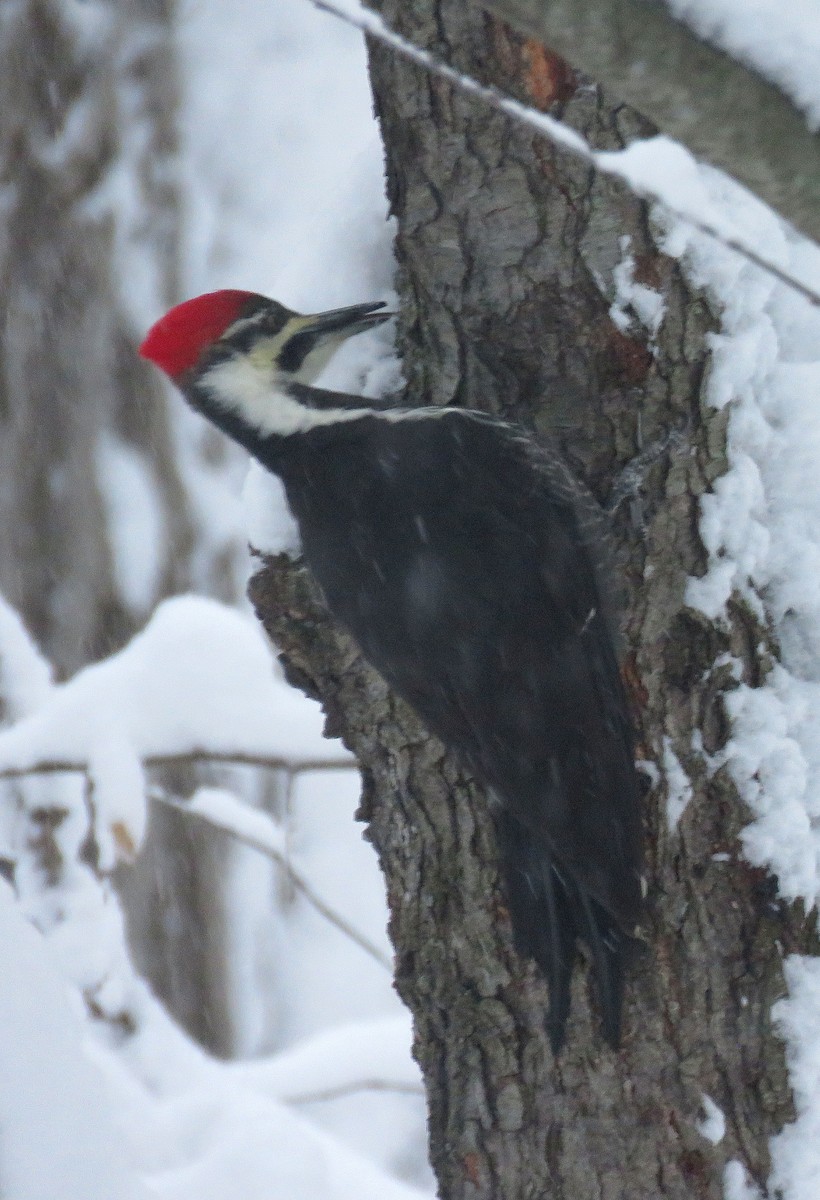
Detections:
[279, 331, 317, 374]
[228, 323, 268, 355]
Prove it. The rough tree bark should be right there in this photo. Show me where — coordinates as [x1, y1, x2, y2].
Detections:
[250, 3, 814, 1196]
[480, 0, 820, 243]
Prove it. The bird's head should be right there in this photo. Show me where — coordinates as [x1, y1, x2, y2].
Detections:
[139, 289, 393, 436]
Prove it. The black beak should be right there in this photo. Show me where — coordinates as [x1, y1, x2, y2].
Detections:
[302, 300, 394, 337]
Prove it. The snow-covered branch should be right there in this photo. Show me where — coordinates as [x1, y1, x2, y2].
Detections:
[480, 0, 820, 244]
[0, 594, 355, 868]
[0, 749, 354, 779]
[153, 789, 393, 972]
[314, 0, 819, 308]
[288, 1079, 425, 1104]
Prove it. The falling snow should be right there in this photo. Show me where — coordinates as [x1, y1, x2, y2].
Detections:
[2, 0, 820, 1196]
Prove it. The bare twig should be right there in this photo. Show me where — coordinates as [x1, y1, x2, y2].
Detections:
[0, 749, 385, 966]
[287, 1078, 425, 1104]
[151, 790, 393, 973]
[0, 749, 356, 780]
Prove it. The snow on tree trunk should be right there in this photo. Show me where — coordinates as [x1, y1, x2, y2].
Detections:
[249, 3, 817, 1197]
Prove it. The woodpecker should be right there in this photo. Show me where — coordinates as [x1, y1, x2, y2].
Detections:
[140, 289, 643, 1050]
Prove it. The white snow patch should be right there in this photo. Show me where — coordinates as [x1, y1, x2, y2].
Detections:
[188, 786, 288, 857]
[0, 596, 349, 863]
[227, 1013, 419, 1101]
[770, 956, 820, 1198]
[243, 465, 302, 557]
[143, 1089, 428, 1200]
[0, 594, 344, 771]
[96, 434, 166, 616]
[665, 0, 820, 131]
[722, 669, 820, 904]
[0, 888, 427, 1200]
[662, 737, 693, 831]
[696, 1093, 726, 1145]
[0, 881, 144, 1200]
[724, 1159, 764, 1200]
[610, 235, 666, 340]
[650, 113, 820, 1200]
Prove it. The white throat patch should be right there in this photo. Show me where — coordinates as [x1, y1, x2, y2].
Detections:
[202, 354, 465, 438]
[203, 356, 373, 436]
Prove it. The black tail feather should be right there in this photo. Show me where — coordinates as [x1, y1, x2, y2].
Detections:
[535, 853, 575, 1052]
[576, 884, 626, 1048]
[495, 806, 632, 1051]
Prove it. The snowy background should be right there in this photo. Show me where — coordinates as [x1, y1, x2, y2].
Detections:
[2, 0, 820, 1197]
[0, 1, 429, 1197]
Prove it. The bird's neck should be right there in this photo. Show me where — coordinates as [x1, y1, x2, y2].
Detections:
[184, 371, 379, 472]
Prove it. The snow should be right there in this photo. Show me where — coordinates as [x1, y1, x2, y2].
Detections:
[226, 1013, 420, 1101]
[643, 117, 820, 1198]
[0, 600, 421, 1198]
[5, 0, 820, 1196]
[770, 956, 820, 1195]
[176, 0, 396, 315]
[96, 433, 166, 616]
[244, 466, 303, 557]
[662, 736, 693, 831]
[724, 1160, 763, 1200]
[653, 163, 820, 921]
[0, 594, 346, 770]
[697, 1093, 727, 1145]
[597, 135, 817, 301]
[143, 1094, 428, 1200]
[609, 235, 666, 340]
[187, 786, 289, 858]
[665, 0, 820, 131]
[0, 881, 143, 1200]
[0, 595, 349, 869]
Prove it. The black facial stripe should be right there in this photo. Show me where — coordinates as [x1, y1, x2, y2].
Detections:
[200, 341, 234, 371]
[279, 330, 318, 374]
[229, 322, 272, 355]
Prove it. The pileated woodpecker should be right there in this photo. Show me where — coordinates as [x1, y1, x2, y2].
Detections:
[140, 289, 643, 1050]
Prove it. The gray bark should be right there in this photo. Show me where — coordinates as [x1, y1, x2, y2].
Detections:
[479, 0, 820, 244]
[249, 4, 815, 1197]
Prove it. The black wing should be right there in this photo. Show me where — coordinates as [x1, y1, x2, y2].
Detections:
[295, 410, 642, 1045]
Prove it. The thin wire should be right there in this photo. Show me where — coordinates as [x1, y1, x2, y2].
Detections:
[312, 0, 820, 309]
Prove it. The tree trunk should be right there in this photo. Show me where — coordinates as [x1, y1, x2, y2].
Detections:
[0, 0, 244, 1057]
[250, 3, 812, 1196]
[479, 0, 820, 243]
[0, 0, 194, 678]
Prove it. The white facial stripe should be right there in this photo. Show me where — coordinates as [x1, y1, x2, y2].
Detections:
[202, 354, 460, 436]
[295, 333, 345, 384]
[223, 310, 269, 337]
[203, 356, 371, 435]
